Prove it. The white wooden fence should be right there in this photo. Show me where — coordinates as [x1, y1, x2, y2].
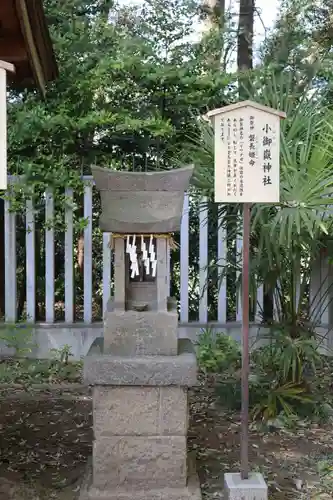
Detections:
[2, 177, 330, 327]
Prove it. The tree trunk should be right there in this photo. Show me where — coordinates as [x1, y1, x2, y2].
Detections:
[237, 0, 254, 94]
[202, 0, 226, 69]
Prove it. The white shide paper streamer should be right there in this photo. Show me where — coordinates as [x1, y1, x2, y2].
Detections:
[125, 235, 157, 278]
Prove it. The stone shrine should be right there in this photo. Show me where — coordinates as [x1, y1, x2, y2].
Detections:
[80, 165, 202, 500]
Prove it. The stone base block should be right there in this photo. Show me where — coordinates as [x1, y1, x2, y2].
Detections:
[84, 338, 197, 387]
[93, 386, 188, 437]
[104, 309, 178, 356]
[80, 454, 201, 500]
[93, 436, 186, 489]
[224, 473, 268, 500]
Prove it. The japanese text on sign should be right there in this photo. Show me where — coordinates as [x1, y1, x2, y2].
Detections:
[262, 123, 273, 186]
[239, 117, 244, 197]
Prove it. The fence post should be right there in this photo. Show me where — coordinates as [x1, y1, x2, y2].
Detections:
[180, 193, 189, 322]
[45, 188, 55, 323]
[217, 206, 227, 323]
[84, 182, 93, 323]
[26, 197, 35, 322]
[199, 197, 208, 323]
[65, 187, 74, 323]
[103, 232, 112, 317]
[4, 192, 16, 322]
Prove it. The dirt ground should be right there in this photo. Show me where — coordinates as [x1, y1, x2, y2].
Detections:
[190, 383, 333, 499]
[0, 383, 332, 500]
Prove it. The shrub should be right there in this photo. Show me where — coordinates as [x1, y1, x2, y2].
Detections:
[0, 323, 36, 355]
[0, 357, 82, 385]
[196, 328, 241, 374]
[214, 327, 333, 424]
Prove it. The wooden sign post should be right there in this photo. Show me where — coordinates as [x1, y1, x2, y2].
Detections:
[0, 61, 15, 191]
[207, 101, 286, 480]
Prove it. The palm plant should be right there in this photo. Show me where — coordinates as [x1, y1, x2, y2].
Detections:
[180, 70, 333, 335]
[178, 70, 333, 419]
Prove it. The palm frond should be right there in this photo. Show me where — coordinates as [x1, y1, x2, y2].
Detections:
[176, 69, 333, 329]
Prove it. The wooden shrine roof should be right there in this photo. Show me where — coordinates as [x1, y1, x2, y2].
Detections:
[0, 0, 58, 93]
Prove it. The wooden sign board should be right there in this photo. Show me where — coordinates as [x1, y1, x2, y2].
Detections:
[207, 101, 286, 204]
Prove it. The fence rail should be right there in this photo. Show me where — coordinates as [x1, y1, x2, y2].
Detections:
[2, 177, 329, 327]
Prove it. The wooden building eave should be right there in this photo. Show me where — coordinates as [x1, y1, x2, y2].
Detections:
[15, 0, 58, 93]
[0, 0, 58, 93]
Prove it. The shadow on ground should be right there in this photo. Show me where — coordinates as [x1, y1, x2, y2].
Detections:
[0, 383, 332, 499]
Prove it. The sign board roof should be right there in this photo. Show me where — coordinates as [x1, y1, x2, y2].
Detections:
[207, 100, 286, 120]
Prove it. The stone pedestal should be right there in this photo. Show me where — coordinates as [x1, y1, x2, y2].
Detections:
[224, 473, 268, 500]
[104, 308, 179, 356]
[80, 339, 201, 500]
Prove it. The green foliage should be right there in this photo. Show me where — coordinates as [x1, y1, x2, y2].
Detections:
[2, 0, 232, 322]
[252, 328, 321, 385]
[0, 357, 82, 385]
[6, 0, 230, 208]
[0, 331, 81, 386]
[0, 324, 36, 356]
[181, 69, 333, 326]
[260, 0, 333, 86]
[249, 329, 320, 421]
[196, 328, 241, 373]
[317, 454, 333, 496]
[251, 381, 312, 422]
[50, 344, 74, 364]
[183, 67, 333, 426]
[213, 328, 332, 424]
[196, 324, 332, 424]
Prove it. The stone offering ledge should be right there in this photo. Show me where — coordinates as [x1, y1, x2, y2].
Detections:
[84, 338, 197, 387]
